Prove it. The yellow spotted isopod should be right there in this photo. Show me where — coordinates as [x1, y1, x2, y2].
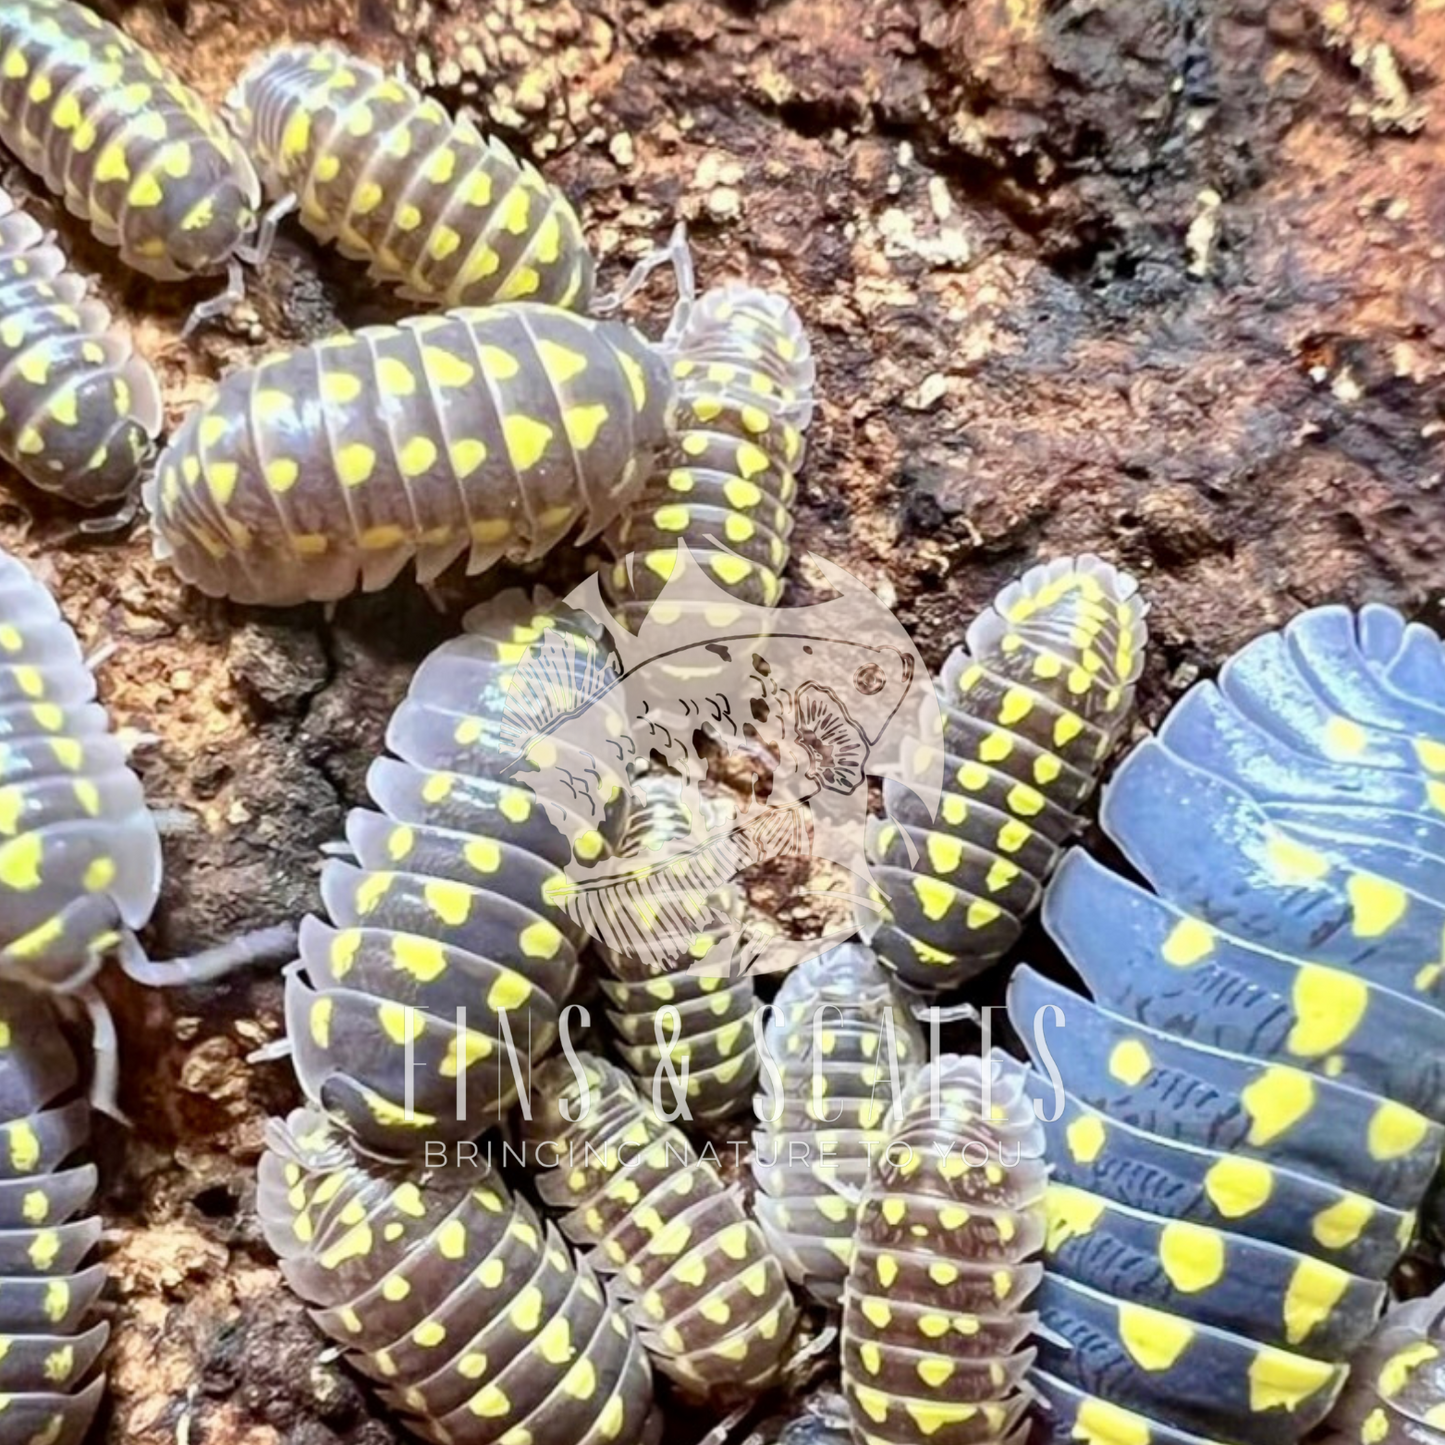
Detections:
[1319, 1284, 1445, 1445]
[276, 589, 634, 1157]
[0, 981, 108, 1445]
[860, 555, 1148, 990]
[0, 544, 261, 1445]
[1012, 599, 1445, 1445]
[750, 943, 925, 1307]
[840, 1052, 1047, 1445]
[525, 1052, 799, 1402]
[258, 1107, 662, 1445]
[229, 44, 593, 310]
[603, 283, 815, 630]
[144, 302, 674, 606]
[0, 186, 161, 504]
[591, 767, 763, 1122]
[0, 0, 261, 286]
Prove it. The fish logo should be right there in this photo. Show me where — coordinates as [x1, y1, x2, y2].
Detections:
[496, 544, 944, 976]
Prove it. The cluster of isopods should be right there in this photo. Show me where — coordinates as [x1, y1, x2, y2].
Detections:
[3, 3, 1445, 1445]
[0, 0, 811, 622]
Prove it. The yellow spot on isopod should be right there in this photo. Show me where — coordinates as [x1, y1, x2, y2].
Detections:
[1158, 1220, 1225, 1293]
[18, 352, 48, 386]
[503, 415, 552, 469]
[83, 857, 115, 892]
[1346, 872, 1408, 938]
[352, 180, 383, 215]
[1367, 1099, 1430, 1161]
[428, 225, 461, 260]
[451, 438, 487, 476]
[1118, 1302, 1193, 1370]
[376, 356, 415, 396]
[0, 834, 43, 889]
[95, 142, 129, 184]
[537, 339, 588, 384]
[1241, 1066, 1315, 1146]
[322, 371, 362, 405]
[424, 347, 474, 388]
[495, 265, 539, 300]
[309, 998, 333, 1048]
[126, 173, 163, 208]
[337, 443, 376, 486]
[43, 1279, 69, 1323]
[425, 880, 472, 926]
[1287, 964, 1366, 1056]
[1108, 1039, 1152, 1086]
[1204, 1155, 1273, 1219]
[267, 459, 299, 492]
[7, 1119, 40, 1172]
[160, 143, 191, 178]
[563, 404, 608, 450]
[1247, 1346, 1339, 1413]
[399, 436, 437, 476]
[478, 345, 519, 380]
[498, 186, 530, 234]
[279, 108, 311, 158]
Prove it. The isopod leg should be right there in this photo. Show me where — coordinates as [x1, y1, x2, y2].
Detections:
[149, 808, 201, 837]
[236, 193, 299, 267]
[592, 221, 694, 327]
[247, 1035, 294, 1065]
[77, 488, 143, 536]
[696, 1404, 751, 1445]
[182, 258, 247, 337]
[77, 983, 126, 1124]
[117, 921, 299, 987]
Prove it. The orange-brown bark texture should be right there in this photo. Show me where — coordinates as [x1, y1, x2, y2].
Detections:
[1, 0, 1443, 1439]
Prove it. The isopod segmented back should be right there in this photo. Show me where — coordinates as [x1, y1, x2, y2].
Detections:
[281, 590, 632, 1158]
[1012, 602, 1445, 1445]
[144, 303, 675, 606]
[0, 982, 105, 1445]
[230, 44, 593, 311]
[840, 1051, 1047, 1445]
[0, 548, 161, 1000]
[751, 943, 924, 1306]
[0, 187, 160, 504]
[258, 1107, 661, 1445]
[860, 555, 1147, 991]
[524, 1052, 799, 1401]
[594, 767, 761, 1121]
[603, 284, 814, 627]
[1015, 966, 1439, 1208]
[1, 548, 297, 1018]
[0, 0, 260, 280]
[0, 549, 311, 1443]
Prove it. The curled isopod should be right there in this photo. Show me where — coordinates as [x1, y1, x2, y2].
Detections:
[0, 187, 160, 504]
